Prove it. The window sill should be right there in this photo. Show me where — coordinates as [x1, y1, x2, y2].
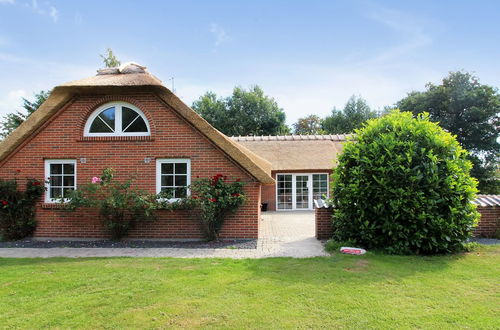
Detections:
[78, 136, 154, 142]
[41, 203, 67, 209]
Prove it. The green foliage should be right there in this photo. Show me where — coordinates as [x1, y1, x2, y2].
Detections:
[293, 114, 325, 135]
[397, 71, 500, 193]
[100, 48, 121, 68]
[0, 177, 45, 240]
[186, 174, 246, 241]
[331, 111, 480, 255]
[323, 95, 379, 134]
[64, 168, 158, 240]
[0, 90, 51, 139]
[192, 86, 289, 136]
[462, 241, 480, 252]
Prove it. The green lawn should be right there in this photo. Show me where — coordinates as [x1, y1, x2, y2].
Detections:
[1, 246, 499, 329]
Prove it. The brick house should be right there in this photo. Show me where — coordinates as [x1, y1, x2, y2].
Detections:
[0, 63, 274, 239]
[232, 135, 347, 211]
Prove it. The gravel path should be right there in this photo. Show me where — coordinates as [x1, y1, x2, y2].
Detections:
[0, 211, 328, 259]
[0, 239, 257, 249]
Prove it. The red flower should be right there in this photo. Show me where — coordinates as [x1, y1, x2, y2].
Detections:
[192, 196, 199, 200]
[209, 198, 217, 202]
[32, 181, 41, 186]
[236, 178, 241, 182]
[231, 193, 240, 197]
[1, 200, 8, 205]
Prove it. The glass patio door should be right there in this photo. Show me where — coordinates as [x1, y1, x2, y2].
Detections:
[276, 173, 329, 211]
[295, 175, 310, 209]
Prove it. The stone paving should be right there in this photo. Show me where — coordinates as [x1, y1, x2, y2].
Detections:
[0, 211, 329, 258]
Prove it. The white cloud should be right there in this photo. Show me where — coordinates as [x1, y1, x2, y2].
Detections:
[0, 0, 15, 4]
[49, 6, 58, 23]
[0, 89, 27, 117]
[209, 23, 230, 47]
[21, 0, 59, 23]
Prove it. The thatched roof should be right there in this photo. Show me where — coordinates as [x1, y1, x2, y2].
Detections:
[0, 63, 274, 184]
[232, 135, 349, 171]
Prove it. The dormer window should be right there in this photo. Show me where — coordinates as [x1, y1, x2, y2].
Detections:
[84, 102, 150, 136]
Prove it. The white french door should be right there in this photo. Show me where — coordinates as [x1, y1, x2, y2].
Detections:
[276, 173, 329, 211]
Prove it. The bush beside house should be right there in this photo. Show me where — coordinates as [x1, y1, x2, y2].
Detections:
[330, 111, 480, 254]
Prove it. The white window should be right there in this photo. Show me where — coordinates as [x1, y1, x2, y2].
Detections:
[84, 102, 150, 137]
[156, 159, 191, 200]
[45, 159, 77, 203]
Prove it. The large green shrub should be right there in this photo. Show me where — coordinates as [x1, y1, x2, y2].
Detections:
[0, 178, 45, 240]
[331, 111, 479, 254]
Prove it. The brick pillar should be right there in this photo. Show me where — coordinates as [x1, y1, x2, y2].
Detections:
[315, 207, 333, 240]
[474, 206, 499, 238]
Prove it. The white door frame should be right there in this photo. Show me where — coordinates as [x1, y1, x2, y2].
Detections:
[276, 173, 329, 211]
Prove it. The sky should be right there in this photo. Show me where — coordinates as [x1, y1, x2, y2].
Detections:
[0, 0, 499, 125]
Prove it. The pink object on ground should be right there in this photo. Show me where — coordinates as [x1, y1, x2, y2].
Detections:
[340, 247, 367, 255]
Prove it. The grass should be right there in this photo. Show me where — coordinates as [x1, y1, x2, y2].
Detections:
[1, 246, 499, 329]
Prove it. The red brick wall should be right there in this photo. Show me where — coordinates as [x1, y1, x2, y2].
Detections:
[474, 206, 499, 238]
[262, 170, 332, 211]
[0, 93, 261, 239]
[315, 207, 333, 239]
[315, 206, 500, 240]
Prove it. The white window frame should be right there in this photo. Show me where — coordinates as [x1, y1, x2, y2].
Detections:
[156, 158, 191, 201]
[275, 173, 329, 211]
[44, 159, 77, 203]
[84, 101, 151, 137]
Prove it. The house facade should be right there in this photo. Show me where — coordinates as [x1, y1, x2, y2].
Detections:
[232, 135, 347, 211]
[0, 64, 274, 239]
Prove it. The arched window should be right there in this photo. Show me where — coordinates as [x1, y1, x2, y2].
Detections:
[84, 102, 150, 136]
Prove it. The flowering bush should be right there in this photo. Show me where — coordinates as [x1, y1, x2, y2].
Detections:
[0, 177, 45, 240]
[185, 174, 246, 241]
[64, 168, 159, 241]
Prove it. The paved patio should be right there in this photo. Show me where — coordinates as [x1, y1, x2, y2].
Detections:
[0, 211, 328, 258]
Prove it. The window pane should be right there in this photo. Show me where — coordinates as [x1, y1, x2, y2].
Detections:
[160, 187, 175, 198]
[175, 163, 187, 174]
[175, 175, 187, 186]
[161, 163, 174, 174]
[50, 164, 62, 175]
[50, 176, 62, 186]
[124, 116, 148, 132]
[90, 116, 113, 133]
[161, 175, 174, 187]
[63, 187, 75, 198]
[98, 108, 115, 128]
[63, 176, 74, 187]
[174, 187, 187, 198]
[63, 163, 74, 174]
[50, 187, 62, 199]
[122, 107, 139, 130]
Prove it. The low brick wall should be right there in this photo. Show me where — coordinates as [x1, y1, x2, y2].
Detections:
[315, 206, 499, 240]
[315, 207, 333, 239]
[475, 206, 499, 238]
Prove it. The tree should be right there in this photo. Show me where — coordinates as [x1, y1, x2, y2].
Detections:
[192, 86, 288, 136]
[397, 71, 500, 193]
[0, 90, 51, 139]
[100, 48, 121, 68]
[293, 115, 324, 135]
[331, 111, 479, 255]
[322, 95, 378, 134]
